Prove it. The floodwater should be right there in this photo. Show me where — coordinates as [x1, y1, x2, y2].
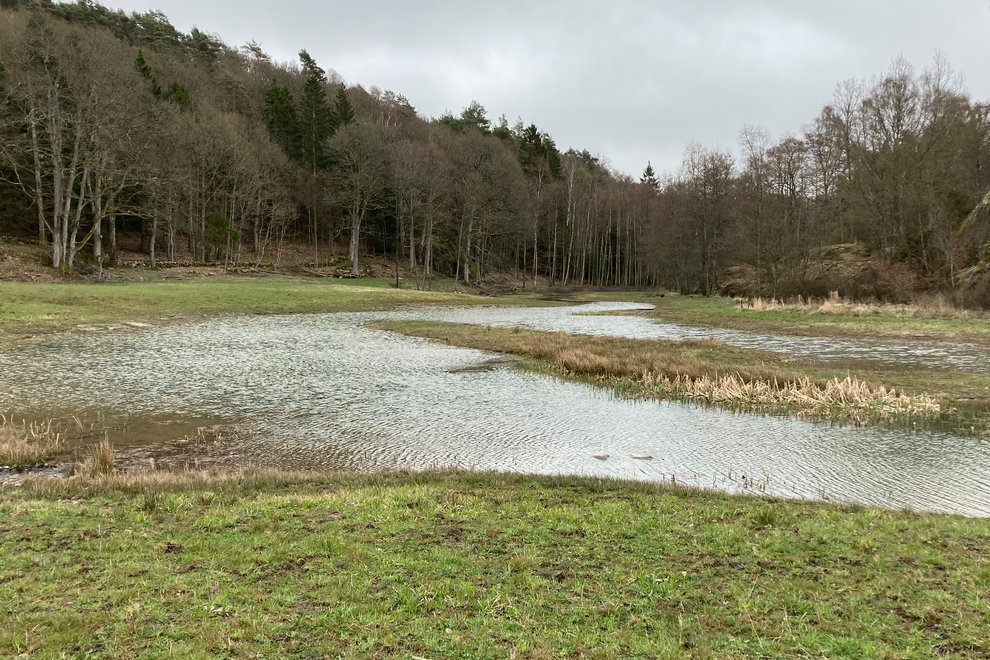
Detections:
[2, 302, 989, 516]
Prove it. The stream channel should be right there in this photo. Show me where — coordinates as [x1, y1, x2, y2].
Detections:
[2, 301, 989, 515]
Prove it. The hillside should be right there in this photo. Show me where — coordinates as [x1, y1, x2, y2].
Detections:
[0, 1, 989, 303]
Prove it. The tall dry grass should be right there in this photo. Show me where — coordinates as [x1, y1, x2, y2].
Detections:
[740, 291, 977, 320]
[63, 436, 118, 478]
[0, 415, 64, 469]
[637, 372, 942, 422]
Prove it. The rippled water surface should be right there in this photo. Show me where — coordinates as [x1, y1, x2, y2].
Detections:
[2, 302, 989, 515]
[383, 301, 990, 373]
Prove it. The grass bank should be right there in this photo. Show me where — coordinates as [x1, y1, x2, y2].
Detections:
[574, 292, 990, 346]
[2, 469, 988, 659]
[0, 277, 551, 342]
[373, 321, 990, 433]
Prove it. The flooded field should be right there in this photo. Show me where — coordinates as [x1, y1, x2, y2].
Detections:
[2, 302, 989, 515]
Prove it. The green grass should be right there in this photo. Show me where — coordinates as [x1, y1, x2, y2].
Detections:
[2, 470, 988, 659]
[574, 292, 990, 346]
[0, 277, 553, 342]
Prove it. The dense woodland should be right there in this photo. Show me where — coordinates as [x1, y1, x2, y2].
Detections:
[1, 1, 990, 303]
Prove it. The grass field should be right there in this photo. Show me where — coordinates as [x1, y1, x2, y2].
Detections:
[4, 278, 990, 658]
[574, 292, 990, 346]
[0, 277, 550, 342]
[2, 469, 989, 659]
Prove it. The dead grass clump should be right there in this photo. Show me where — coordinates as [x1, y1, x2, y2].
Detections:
[0, 415, 64, 469]
[745, 297, 784, 312]
[77, 437, 116, 478]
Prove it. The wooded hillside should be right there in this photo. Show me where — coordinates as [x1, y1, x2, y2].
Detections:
[1, 1, 989, 303]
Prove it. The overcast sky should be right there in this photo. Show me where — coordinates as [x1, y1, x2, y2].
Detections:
[104, 0, 990, 177]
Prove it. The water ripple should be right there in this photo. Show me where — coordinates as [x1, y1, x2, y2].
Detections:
[0, 302, 988, 516]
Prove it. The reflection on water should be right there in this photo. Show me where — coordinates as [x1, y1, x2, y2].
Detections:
[1, 302, 989, 516]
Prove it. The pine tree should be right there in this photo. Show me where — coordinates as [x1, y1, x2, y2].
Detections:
[641, 161, 659, 192]
[459, 100, 490, 133]
[163, 81, 192, 111]
[134, 50, 162, 98]
[263, 79, 300, 159]
[296, 50, 334, 174]
[332, 86, 355, 127]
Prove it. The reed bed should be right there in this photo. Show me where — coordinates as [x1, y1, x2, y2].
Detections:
[0, 414, 64, 469]
[740, 291, 979, 320]
[635, 371, 943, 422]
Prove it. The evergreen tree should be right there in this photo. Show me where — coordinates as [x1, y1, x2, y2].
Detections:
[492, 114, 512, 141]
[134, 50, 162, 98]
[437, 110, 463, 132]
[332, 86, 355, 127]
[263, 79, 300, 159]
[640, 161, 659, 192]
[459, 100, 490, 133]
[162, 81, 191, 111]
[296, 50, 334, 174]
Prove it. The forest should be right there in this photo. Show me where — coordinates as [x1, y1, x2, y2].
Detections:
[1, 0, 989, 304]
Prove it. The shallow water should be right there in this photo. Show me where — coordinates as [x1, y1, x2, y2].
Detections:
[380, 301, 990, 374]
[2, 302, 989, 515]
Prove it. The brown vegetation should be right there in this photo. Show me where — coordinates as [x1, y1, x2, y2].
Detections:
[740, 290, 986, 320]
[0, 415, 64, 469]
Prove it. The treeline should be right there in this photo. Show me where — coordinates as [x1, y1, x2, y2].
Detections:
[1, 1, 989, 302]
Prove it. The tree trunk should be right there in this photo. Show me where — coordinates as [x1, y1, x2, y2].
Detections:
[348, 201, 362, 273]
[150, 215, 158, 269]
[108, 216, 117, 264]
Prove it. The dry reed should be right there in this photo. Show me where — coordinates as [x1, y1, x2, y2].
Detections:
[77, 436, 116, 478]
[636, 371, 943, 422]
[0, 414, 64, 469]
[740, 291, 977, 320]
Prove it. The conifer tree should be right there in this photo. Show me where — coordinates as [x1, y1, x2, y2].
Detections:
[332, 86, 355, 127]
[641, 161, 659, 192]
[263, 79, 300, 159]
[134, 50, 162, 98]
[296, 49, 334, 174]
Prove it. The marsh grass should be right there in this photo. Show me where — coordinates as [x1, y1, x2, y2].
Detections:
[376, 321, 970, 430]
[68, 436, 117, 478]
[0, 414, 64, 469]
[741, 291, 979, 320]
[635, 372, 942, 423]
[3, 468, 989, 658]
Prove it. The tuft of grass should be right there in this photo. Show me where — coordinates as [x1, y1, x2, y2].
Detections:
[77, 436, 116, 478]
[0, 414, 64, 469]
[1, 468, 988, 658]
[374, 321, 988, 432]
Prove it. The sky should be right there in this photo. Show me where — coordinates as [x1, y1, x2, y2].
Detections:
[103, 0, 990, 177]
